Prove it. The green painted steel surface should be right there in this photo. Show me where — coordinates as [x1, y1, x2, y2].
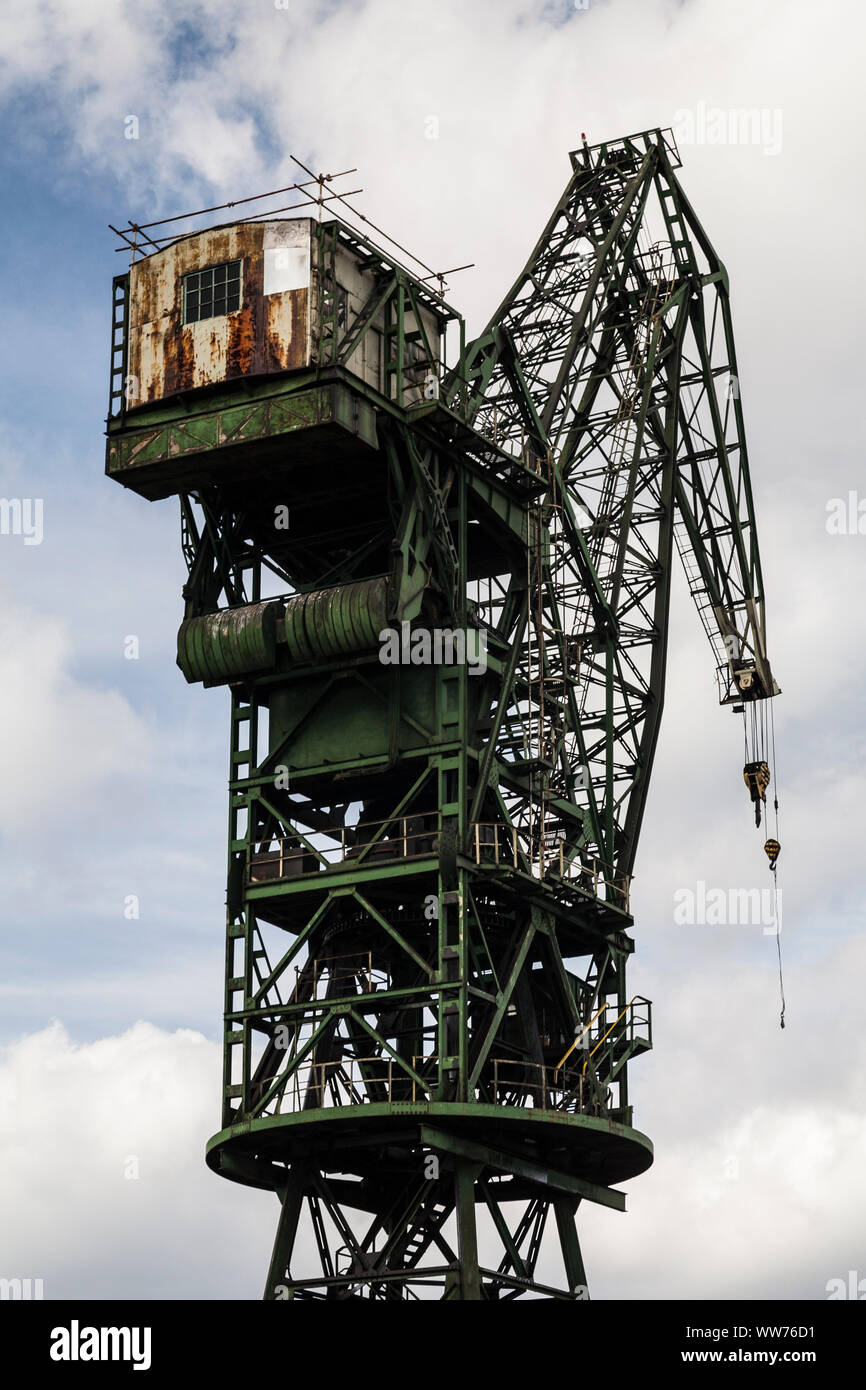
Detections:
[205, 1101, 654, 1195]
[106, 380, 379, 500]
[177, 601, 282, 684]
[283, 577, 390, 662]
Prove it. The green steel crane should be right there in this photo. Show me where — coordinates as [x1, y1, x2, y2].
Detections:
[106, 126, 778, 1300]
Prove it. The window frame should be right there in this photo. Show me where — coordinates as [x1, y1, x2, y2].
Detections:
[182, 258, 243, 326]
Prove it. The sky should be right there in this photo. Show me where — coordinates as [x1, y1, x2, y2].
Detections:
[0, 0, 864, 1301]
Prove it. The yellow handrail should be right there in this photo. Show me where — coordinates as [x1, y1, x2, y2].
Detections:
[555, 996, 643, 1078]
[581, 997, 640, 1076]
[554, 1000, 610, 1074]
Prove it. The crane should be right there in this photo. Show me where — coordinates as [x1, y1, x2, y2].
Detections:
[106, 125, 779, 1300]
[445, 126, 779, 890]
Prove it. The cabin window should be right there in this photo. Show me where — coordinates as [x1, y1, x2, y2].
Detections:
[183, 260, 242, 324]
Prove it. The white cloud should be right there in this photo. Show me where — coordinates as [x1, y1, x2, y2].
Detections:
[2, 0, 862, 321]
[2, 963, 863, 1300]
[0, 1021, 271, 1299]
[565, 935, 866, 1298]
[0, 596, 153, 830]
[578, 1101, 866, 1300]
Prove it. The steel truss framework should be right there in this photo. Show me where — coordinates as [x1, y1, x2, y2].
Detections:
[446, 126, 778, 882]
[106, 128, 775, 1299]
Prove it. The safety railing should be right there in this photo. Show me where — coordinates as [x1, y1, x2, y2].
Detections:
[275, 1056, 408, 1114]
[489, 1059, 600, 1115]
[296, 950, 391, 1000]
[266, 1052, 608, 1118]
[470, 821, 630, 909]
[555, 996, 652, 1078]
[249, 813, 440, 883]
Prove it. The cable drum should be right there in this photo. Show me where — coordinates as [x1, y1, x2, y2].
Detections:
[177, 600, 283, 684]
[283, 577, 391, 663]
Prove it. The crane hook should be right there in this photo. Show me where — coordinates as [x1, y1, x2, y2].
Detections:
[764, 838, 780, 872]
[744, 760, 770, 827]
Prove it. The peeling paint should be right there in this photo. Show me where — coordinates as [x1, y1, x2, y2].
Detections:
[127, 220, 314, 406]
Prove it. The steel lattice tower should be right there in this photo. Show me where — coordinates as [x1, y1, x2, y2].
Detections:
[106, 128, 777, 1299]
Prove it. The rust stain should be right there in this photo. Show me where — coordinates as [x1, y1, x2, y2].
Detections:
[289, 288, 309, 368]
[227, 305, 256, 378]
[159, 319, 194, 396]
[227, 249, 263, 379]
[203, 231, 232, 268]
[265, 287, 308, 371]
[265, 294, 286, 371]
[177, 326, 195, 391]
[127, 224, 311, 404]
[161, 322, 180, 397]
